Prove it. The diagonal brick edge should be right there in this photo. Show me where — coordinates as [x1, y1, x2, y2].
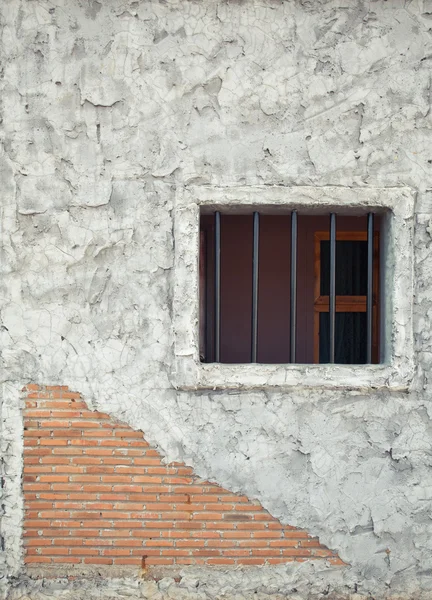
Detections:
[22, 385, 343, 568]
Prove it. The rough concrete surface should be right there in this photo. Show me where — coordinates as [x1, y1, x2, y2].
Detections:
[1, 0, 432, 598]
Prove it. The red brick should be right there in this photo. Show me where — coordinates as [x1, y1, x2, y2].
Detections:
[26, 539, 53, 547]
[26, 557, 51, 564]
[102, 549, 131, 556]
[206, 558, 236, 565]
[113, 539, 146, 547]
[24, 520, 51, 528]
[312, 548, 335, 557]
[52, 539, 83, 546]
[253, 531, 283, 539]
[114, 558, 142, 565]
[82, 539, 113, 546]
[206, 540, 236, 548]
[54, 467, 84, 474]
[161, 530, 192, 538]
[270, 539, 299, 548]
[39, 475, 69, 483]
[143, 558, 174, 565]
[70, 530, 100, 538]
[70, 547, 99, 556]
[237, 557, 266, 565]
[40, 457, 70, 464]
[84, 558, 113, 564]
[65, 493, 98, 500]
[23, 389, 339, 570]
[176, 540, 205, 548]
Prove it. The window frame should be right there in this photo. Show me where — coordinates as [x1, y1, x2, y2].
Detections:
[173, 186, 414, 391]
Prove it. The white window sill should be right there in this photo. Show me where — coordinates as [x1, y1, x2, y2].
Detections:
[172, 360, 413, 392]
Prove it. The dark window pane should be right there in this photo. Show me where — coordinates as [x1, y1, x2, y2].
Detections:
[320, 241, 367, 295]
[319, 312, 367, 364]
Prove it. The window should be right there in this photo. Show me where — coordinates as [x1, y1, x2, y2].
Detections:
[314, 230, 380, 364]
[200, 211, 380, 365]
[173, 186, 414, 390]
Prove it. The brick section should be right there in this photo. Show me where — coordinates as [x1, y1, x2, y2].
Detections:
[23, 385, 342, 568]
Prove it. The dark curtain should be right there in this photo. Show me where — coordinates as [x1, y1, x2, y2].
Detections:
[319, 312, 367, 364]
[320, 240, 367, 295]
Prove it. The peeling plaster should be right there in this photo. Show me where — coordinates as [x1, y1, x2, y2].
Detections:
[1, 0, 432, 598]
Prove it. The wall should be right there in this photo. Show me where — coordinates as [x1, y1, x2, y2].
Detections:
[1, 0, 432, 598]
[23, 385, 338, 570]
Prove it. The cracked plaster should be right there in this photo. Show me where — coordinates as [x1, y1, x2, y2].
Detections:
[1, 0, 432, 598]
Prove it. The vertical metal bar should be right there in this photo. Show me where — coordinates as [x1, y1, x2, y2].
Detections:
[329, 213, 336, 363]
[251, 211, 260, 362]
[199, 230, 207, 362]
[366, 212, 374, 363]
[214, 211, 221, 363]
[290, 210, 297, 363]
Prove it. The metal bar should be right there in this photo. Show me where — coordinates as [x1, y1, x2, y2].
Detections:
[366, 212, 374, 363]
[290, 210, 297, 363]
[200, 230, 207, 362]
[329, 213, 336, 363]
[214, 211, 221, 363]
[251, 211, 260, 362]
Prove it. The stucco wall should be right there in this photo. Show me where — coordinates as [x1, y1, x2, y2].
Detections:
[1, 0, 432, 598]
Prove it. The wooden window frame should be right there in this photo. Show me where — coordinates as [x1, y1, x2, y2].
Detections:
[313, 231, 380, 364]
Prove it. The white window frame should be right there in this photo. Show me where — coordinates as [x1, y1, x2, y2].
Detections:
[172, 186, 414, 391]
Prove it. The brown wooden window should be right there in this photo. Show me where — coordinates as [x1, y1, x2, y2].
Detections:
[200, 212, 380, 365]
[313, 231, 380, 364]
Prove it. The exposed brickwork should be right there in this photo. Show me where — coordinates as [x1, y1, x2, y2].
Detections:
[23, 385, 342, 568]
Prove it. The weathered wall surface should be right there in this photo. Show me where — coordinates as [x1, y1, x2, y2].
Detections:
[1, 0, 432, 598]
[22, 386, 338, 569]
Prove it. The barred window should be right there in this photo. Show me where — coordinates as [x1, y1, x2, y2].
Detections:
[200, 211, 380, 365]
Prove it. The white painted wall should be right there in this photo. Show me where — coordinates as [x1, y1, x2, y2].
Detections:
[1, 1, 432, 597]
